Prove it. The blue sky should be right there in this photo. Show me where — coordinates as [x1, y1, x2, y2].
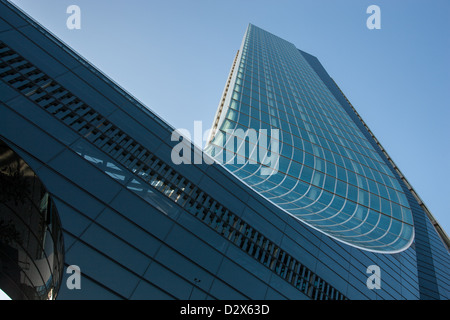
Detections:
[9, 0, 450, 235]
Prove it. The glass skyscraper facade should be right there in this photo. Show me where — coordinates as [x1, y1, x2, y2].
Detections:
[206, 24, 414, 253]
[0, 1, 448, 300]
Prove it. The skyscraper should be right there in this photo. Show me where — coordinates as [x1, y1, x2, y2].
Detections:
[206, 24, 416, 254]
[0, 1, 448, 300]
[206, 23, 449, 298]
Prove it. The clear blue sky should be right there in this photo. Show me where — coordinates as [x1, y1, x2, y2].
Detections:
[9, 0, 450, 236]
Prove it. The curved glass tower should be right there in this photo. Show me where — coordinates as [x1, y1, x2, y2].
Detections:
[206, 24, 414, 253]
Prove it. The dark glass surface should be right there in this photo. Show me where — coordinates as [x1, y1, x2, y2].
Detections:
[0, 139, 64, 299]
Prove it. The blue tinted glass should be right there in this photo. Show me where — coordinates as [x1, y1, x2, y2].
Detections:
[206, 24, 414, 253]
